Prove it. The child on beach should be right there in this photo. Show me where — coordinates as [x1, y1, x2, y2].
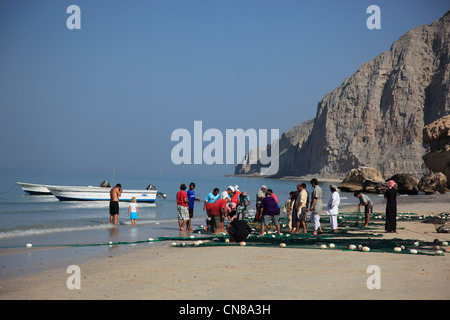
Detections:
[128, 197, 139, 226]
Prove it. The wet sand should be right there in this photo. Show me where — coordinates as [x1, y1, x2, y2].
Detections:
[1, 192, 449, 300]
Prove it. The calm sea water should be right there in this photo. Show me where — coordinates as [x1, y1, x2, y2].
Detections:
[0, 167, 365, 277]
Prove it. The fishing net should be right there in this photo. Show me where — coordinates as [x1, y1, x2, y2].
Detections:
[169, 232, 446, 256]
[421, 212, 450, 233]
[6, 212, 447, 256]
[167, 213, 448, 256]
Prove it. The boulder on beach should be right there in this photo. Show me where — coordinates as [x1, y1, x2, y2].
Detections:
[386, 173, 419, 195]
[418, 172, 449, 194]
[339, 167, 387, 194]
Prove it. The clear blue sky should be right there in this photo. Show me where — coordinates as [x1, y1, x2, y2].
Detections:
[0, 0, 448, 177]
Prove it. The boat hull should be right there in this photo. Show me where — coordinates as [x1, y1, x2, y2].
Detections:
[47, 186, 157, 202]
[17, 182, 52, 195]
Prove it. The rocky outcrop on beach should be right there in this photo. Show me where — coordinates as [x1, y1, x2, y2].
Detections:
[422, 115, 450, 187]
[235, 10, 450, 179]
[418, 172, 449, 194]
[338, 166, 387, 193]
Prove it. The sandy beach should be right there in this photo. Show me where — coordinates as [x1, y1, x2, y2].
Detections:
[1, 192, 449, 301]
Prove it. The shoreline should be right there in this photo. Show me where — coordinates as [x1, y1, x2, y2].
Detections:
[224, 174, 344, 183]
[1, 192, 449, 300]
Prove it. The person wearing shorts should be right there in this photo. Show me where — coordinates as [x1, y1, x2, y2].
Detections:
[128, 197, 139, 226]
[294, 184, 308, 234]
[176, 184, 189, 231]
[259, 189, 281, 236]
[109, 184, 122, 225]
[354, 191, 373, 227]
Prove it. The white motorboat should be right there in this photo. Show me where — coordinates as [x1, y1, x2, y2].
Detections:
[47, 185, 158, 202]
[17, 182, 53, 195]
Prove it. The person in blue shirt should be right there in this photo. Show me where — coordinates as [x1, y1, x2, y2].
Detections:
[186, 182, 200, 231]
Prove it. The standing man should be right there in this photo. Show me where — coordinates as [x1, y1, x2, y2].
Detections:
[309, 178, 323, 235]
[327, 185, 340, 233]
[384, 180, 398, 233]
[354, 191, 373, 227]
[283, 192, 294, 231]
[186, 182, 200, 231]
[259, 189, 281, 236]
[294, 184, 308, 234]
[176, 184, 189, 231]
[109, 184, 122, 225]
[255, 185, 267, 221]
[290, 185, 301, 233]
[301, 183, 309, 212]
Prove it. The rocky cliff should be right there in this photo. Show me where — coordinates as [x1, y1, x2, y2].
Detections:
[235, 10, 450, 179]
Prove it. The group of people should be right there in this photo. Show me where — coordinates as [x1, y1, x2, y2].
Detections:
[176, 183, 252, 242]
[175, 179, 341, 241]
[279, 180, 339, 235]
[176, 178, 399, 240]
[107, 177, 399, 237]
[177, 184, 250, 231]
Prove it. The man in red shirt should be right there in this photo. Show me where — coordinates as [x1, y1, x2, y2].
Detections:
[209, 197, 229, 234]
[176, 184, 189, 231]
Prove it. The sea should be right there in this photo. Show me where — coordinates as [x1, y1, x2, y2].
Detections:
[0, 167, 375, 279]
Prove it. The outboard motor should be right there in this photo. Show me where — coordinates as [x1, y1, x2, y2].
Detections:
[147, 184, 166, 199]
[157, 191, 167, 199]
[100, 180, 111, 188]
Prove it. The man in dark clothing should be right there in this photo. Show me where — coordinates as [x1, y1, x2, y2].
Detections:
[260, 189, 281, 236]
[226, 211, 252, 242]
[384, 180, 398, 233]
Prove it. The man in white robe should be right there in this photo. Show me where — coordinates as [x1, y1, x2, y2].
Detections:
[327, 185, 340, 232]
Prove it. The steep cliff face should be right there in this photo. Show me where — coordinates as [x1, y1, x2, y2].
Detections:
[235, 10, 450, 178]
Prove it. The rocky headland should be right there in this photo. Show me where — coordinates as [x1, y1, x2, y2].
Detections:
[235, 10, 450, 188]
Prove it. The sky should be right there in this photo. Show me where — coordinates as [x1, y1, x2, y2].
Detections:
[0, 0, 448, 178]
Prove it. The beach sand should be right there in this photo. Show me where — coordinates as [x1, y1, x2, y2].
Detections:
[1, 193, 449, 300]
